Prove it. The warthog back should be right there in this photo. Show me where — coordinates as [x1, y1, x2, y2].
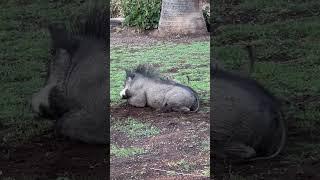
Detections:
[211, 67, 286, 160]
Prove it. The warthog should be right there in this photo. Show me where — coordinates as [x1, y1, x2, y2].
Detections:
[211, 63, 286, 161]
[31, 4, 108, 144]
[120, 64, 200, 112]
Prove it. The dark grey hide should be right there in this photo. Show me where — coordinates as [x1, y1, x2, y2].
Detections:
[31, 6, 108, 144]
[120, 64, 199, 112]
[211, 64, 286, 161]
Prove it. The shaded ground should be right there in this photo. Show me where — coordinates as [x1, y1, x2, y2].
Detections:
[110, 103, 210, 180]
[214, 118, 320, 179]
[0, 132, 107, 179]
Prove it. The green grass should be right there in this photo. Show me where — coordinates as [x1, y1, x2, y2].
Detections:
[111, 145, 146, 158]
[200, 140, 210, 152]
[112, 117, 160, 138]
[202, 167, 210, 177]
[0, 0, 107, 144]
[110, 42, 210, 105]
[213, 0, 320, 164]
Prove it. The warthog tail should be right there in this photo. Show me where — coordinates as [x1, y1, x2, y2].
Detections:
[190, 92, 200, 112]
[175, 83, 200, 112]
[246, 45, 255, 75]
[249, 110, 287, 161]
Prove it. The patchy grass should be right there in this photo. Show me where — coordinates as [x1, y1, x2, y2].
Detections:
[111, 145, 146, 158]
[200, 140, 210, 152]
[202, 166, 210, 177]
[110, 104, 209, 178]
[167, 159, 194, 172]
[112, 117, 160, 139]
[110, 42, 210, 105]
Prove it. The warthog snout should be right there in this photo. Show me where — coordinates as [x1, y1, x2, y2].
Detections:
[31, 84, 56, 119]
[120, 88, 130, 99]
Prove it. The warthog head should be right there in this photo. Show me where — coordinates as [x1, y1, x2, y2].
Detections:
[31, 2, 108, 144]
[120, 64, 200, 112]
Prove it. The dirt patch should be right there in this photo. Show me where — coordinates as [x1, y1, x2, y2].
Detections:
[110, 104, 210, 179]
[111, 27, 209, 48]
[0, 133, 107, 179]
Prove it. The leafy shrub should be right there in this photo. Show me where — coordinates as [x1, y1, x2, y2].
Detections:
[121, 0, 161, 30]
[111, 0, 123, 18]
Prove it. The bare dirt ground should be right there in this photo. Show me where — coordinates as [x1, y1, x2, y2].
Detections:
[111, 27, 210, 48]
[110, 103, 210, 180]
[0, 132, 107, 179]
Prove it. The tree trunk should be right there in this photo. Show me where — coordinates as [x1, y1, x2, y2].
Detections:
[157, 0, 207, 36]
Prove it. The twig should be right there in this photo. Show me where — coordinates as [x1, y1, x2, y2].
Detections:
[150, 167, 208, 178]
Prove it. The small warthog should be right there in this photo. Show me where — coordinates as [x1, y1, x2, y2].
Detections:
[120, 64, 199, 112]
[31, 4, 108, 144]
[211, 63, 286, 161]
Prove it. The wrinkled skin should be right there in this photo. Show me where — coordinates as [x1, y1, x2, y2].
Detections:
[31, 11, 107, 144]
[211, 66, 286, 161]
[120, 68, 199, 112]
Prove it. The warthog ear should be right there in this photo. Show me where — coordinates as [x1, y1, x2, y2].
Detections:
[48, 23, 79, 55]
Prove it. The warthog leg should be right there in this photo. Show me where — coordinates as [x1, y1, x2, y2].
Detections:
[223, 142, 257, 159]
[157, 104, 190, 113]
[171, 106, 190, 112]
[157, 103, 175, 113]
[56, 109, 106, 144]
[128, 93, 146, 107]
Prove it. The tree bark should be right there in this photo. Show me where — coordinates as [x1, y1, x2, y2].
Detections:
[157, 0, 207, 36]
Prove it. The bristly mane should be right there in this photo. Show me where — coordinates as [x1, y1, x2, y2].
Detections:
[48, 1, 107, 55]
[69, 1, 107, 41]
[126, 64, 176, 84]
[126, 64, 199, 99]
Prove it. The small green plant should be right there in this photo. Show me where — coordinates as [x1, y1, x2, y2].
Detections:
[202, 166, 210, 177]
[111, 145, 145, 158]
[121, 0, 161, 29]
[177, 159, 191, 171]
[111, 0, 123, 18]
[201, 140, 210, 151]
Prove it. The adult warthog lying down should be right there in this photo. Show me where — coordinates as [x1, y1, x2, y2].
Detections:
[120, 64, 199, 112]
[211, 63, 286, 161]
[31, 5, 108, 144]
